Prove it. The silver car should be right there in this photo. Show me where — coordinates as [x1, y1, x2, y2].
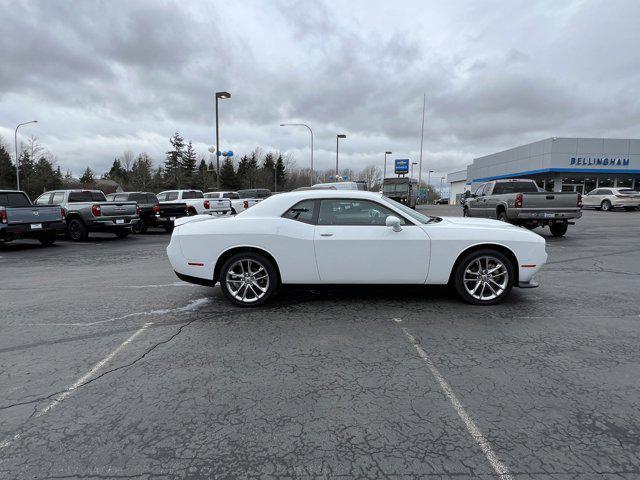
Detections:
[582, 187, 640, 211]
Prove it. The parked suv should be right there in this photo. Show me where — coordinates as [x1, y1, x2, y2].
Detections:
[36, 189, 139, 241]
[582, 188, 640, 211]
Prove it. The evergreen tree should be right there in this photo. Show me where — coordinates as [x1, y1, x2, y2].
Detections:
[107, 159, 126, 184]
[18, 149, 35, 194]
[31, 156, 62, 196]
[164, 132, 185, 188]
[236, 154, 251, 189]
[262, 153, 276, 191]
[275, 154, 286, 191]
[219, 158, 237, 189]
[0, 142, 15, 189]
[247, 150, 259, 188]
[182, 141, 197, 187]
[80, 167, 96, 186]
[130, 153, 153, 190]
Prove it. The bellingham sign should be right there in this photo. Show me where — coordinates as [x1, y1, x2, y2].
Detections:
[570, 157, 630, 167]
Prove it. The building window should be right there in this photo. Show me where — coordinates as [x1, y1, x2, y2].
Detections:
[597, 177, 614, 188]
[617, 177, 633, 188]
[535, 179, 545, 190]
[584, 177, 596, 193]
[634, 178, 640, 192]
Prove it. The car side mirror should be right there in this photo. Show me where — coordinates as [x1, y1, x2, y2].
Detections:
[386, 215, 402, 232]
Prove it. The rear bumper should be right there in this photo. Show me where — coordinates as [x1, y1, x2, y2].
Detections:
[0, 221, 66, 239]
[175, 271, 216, 287]
[514, 210, 582, 220]
[88, 217, 139, 231]
[611, 200, 640, 207]
[518, 280, 539, 288]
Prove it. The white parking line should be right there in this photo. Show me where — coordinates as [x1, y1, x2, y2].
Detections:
[398, 325, 513, 480]
[0, 322, 152, 450]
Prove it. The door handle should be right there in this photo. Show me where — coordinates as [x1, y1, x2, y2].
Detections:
[320, 233, 334, 237]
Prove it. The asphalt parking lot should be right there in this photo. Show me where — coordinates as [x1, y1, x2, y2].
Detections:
[1, 206, 639, 479]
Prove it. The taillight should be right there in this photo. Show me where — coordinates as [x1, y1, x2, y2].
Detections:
[136, 206, 141, 216]
[243, 200, 249, 209]
[153, 204, 160, 213]
[514, 194, 523, 208]
[0, 208, 6, 224]
[204, 200, 210, 209]
[577, 193, 583, 208]
[91, 204, 101, 216]
[61, 208, 66, 220]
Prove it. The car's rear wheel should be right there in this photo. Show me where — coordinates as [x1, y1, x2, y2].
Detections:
[38, 232, 57, 246]
[601, 200, 612, 211]
[497, 211, 508, 222]
[114, 228, 130, 239]
[132, 218, 147, 234]
[220, 252, 279, 307]
[67, 218, 88, 242]
[454, 249, 514, 305]
[463, 207, 469, 217]
[549, 221, 568, 237]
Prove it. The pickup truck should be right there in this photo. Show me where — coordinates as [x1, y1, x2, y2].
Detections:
[463, 179, 582, 237]
[1, 190, 66, 246]
[157, 190, 231, 216]
[35, 189, 139, 241]
[106, 191, 189, 233]
[237, 188, 271, 211]
[204, 191, 245, 214]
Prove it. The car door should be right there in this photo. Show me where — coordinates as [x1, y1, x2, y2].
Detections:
[466, 185, 484, 217]
[583, 189, 598, 207]
[313, 198, 430, 283]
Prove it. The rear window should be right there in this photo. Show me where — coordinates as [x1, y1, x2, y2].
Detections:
[0, 192, 31, 207]
[68, 191, 106, 202]
[146, 193, 158, 203]
[129, 193, 147, 203]
[282, 200, 316, 224]
[256, 189, 271, 198]
[492, 182, 539, 195]
[223, 192, 240, 199]
[182, 191, 203, 199]
[157, 192, 179, 201]
[237, 190, 254, 199]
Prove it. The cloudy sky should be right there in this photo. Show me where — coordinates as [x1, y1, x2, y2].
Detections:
[1, 0, 639, 184]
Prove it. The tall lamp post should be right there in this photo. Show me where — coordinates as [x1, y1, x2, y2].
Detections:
[14, 120, 38, 191]
[411, 162, 418, 179]
[335, 134, 346, 178]
[215, 91, 231, 190]
[440, 176, 445, 198]
[280, 123, 314, 186]
[426, 169, 434, 203]
[383, 151, 392, 180]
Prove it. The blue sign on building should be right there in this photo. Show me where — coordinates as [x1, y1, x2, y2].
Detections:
[395, 159, 410, 174]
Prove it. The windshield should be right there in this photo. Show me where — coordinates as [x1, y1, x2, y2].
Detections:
[383, 183, 408, 194]
[385, 197, 438, 224]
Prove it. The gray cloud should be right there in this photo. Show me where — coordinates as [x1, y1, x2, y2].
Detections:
[1, 0, 639, 184]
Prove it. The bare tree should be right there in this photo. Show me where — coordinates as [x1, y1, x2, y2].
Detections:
[358, 165, 382, 190]
[122, 150, 134, 172]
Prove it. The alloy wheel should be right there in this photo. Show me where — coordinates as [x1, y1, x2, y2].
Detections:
[225, 258, 270, 304]
[463, 256, 509, 301]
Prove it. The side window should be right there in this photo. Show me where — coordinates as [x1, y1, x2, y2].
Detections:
[492, 184, 504, 195]
[147, 194, 158, 204]
[91, 191, 107, 201]
[601, 189, 612, 195]
[52, 192, 65, 204]
[282, 200, 316, 224]
[317, 199, 405, 226]
[481, 184, 492, 196]
[114, 194, 128, 202]
[35, 193, 52, 205]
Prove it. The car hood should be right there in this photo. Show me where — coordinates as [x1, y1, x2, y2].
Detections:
[436, 216, 521, 231]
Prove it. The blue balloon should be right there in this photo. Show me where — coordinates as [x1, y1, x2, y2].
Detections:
[226, 150, 234, 157]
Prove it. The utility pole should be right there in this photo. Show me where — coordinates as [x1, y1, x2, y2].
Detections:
[14, 120, 38, 191]
[417, 93, 426, 201]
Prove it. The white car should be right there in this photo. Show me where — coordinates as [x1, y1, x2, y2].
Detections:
[157, 190, 231, 215]
[167, 190, 547, 307]
[582, 187, 640, 211]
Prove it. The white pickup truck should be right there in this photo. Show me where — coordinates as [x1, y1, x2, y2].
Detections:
[237, 189, 272, 211]
[157, 190, 231, 216]
[204, 191, 245, 215]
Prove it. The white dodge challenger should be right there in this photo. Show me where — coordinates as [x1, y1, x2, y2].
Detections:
[167, 190, 547, 307]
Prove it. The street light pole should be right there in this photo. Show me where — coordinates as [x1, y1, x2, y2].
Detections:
[280, 123, 314, 186]
[214, 91, 231, 190]
[411, 162, 418, 179]
[440, 176, 445, 197]
[426, 169, 434, 203]
[14, 120, 38, 191]
[383, 151, 392, 180]
[336, 134, 346, 178]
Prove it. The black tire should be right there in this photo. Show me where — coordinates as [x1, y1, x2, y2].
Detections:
[132, 219, 147, 234]
[463, 208, 470, 217]
[164, 224, 174, 233]
[38, 232, 57, 246]
[624, 206, 636, 212]
[114, 228, 130, 239]
[453, 249, 515, 305]
[219, 252, 279, 307]
[230, 208, 237, 215]
[497, 211, 508, 222]
[67, 218, 88, 242]
[549, 221, 568, 237]
[601, 200, 612, 212]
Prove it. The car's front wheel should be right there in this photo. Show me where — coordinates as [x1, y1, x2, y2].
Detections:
[601, 200, 612, 211]
[219, 252, 279, 307]
[454, 249, 515, 305]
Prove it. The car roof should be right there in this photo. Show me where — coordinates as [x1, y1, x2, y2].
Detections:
[238, 189, 386, 218]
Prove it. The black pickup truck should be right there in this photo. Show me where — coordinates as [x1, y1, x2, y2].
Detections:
[106, 191, 189, 233]
[0, 190, 66, 246]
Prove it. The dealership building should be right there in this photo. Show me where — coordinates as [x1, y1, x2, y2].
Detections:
[448, 137, 640, 204]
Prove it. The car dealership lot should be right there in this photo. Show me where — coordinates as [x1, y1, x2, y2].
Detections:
[1, 208, 639, 479]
